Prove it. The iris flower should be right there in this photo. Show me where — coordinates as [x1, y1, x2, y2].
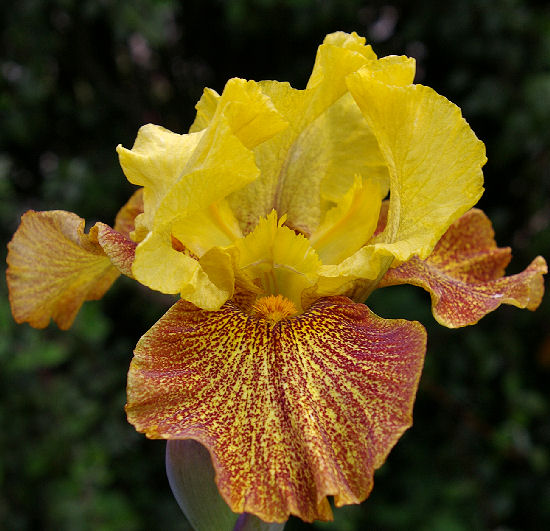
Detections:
[7, 32, 546, 524]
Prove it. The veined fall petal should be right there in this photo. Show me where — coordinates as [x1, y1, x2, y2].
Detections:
[7, 211, 119, 329]
[126, 296, 426, 523]
[113, 187, 144, 237]
[93, 223, 137, 278]
[380, 208, 547, 327]
[93, 187, 144, 277]
[6, 189, 144, 329]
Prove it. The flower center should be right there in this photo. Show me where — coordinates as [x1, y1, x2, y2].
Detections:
[252, 294, 297, 322]
[235, 211, 321, 310]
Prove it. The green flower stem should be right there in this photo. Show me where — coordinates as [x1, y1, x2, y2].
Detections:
[234, 513, 286, 530]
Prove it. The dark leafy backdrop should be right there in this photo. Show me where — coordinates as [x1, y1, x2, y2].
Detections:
[1, 1, 549, 529]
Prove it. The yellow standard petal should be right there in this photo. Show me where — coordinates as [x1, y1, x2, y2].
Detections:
[346, 69, 486, 265]
[132, 228, 234, 310]
[124, 79, 287, 306]
[189, 87, 220, 133]
[118, 79, 287, 233]
[228, 32, 382, 236]
[171, 199, 243, 258]
[310, 176, 385, 265]
[117, 124, 202, 235]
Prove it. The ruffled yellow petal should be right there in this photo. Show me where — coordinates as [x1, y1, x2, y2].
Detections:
[346, 72, 486, 266]
[189, 87, 220, 133]
[124, 79, 287, 304]
[118, 79, 287, 234]
[234, 211, 320, 309]
[228, 32, 382, 236]
[6, 211, 119, 330]
[359, 55, 416, 86]
[132, 229, 232, 310]
[227, 81, 306, 234]
[316, 55, 414, 206]
[152, 80, 286, 228]
[317, 92, 389, 206]
[306, 31, 377, 89]
[171, 199, 242, 257]
[219, 78, 288, 150]
[132, 229, 196, 294]
[189, 80, 286, 147]
[196, 247, 236, 306]
[152, 117, 258, 227]
[304, 31, 376, 106]
[117, 125, 201, 232]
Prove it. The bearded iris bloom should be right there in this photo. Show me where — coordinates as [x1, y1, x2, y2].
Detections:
[6, 32, 547, 524]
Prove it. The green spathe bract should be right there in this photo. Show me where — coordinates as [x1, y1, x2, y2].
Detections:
[166, 439, 285, 531]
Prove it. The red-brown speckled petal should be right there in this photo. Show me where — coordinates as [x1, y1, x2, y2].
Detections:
[113, 188, 143, 237]
[380, 209, 547, 328]
[126, 296, 426, 523]
[93, 223, 136, 277]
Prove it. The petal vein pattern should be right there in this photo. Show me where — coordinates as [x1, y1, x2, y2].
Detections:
[380, 209, 547, 327]
[6, 211, 120, 329]
[126, 296, 426, 522]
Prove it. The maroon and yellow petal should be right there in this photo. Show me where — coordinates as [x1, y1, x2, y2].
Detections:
[6, 210, 120, 330]
[380, 209, 547, 328]
[93, 188, 144, 276]
[126, 296, 426, 523]
[114, 187, 144, 238]
[93, 223, 137, 278]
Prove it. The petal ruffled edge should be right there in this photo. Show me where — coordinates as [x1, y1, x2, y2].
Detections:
[7, 193, 143, 329]
[126, 296, 426, 522]
[6, 210, 120, 329]
[380, 209, 547, 327]
[346, 70, 486, 265]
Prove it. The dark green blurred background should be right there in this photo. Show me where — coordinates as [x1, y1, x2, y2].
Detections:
[1, 1, 549, 529]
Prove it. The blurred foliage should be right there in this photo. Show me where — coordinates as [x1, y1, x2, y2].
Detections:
[1, 0, 550, 529]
